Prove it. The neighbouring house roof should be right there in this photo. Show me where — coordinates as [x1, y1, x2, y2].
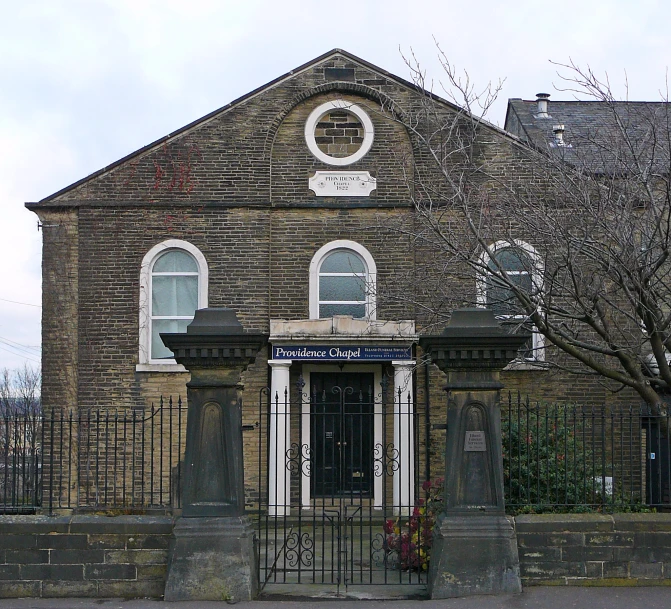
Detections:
[505, 97, 671, 174]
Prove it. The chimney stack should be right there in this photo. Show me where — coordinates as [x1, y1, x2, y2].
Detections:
[535, 93, 551, 118]
[553, 124, 566, 146]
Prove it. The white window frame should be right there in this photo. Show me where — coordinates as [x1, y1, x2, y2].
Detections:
[309, 240, 377, 320]
[304, 100, 375, 166]
[477, 240, 545, 362]
[137, 240, 208, 372]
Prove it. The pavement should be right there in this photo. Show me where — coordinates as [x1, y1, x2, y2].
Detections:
[0, 587, 670, 609]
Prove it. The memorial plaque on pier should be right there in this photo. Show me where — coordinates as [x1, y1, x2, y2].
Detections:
[464, 431, 486, 452]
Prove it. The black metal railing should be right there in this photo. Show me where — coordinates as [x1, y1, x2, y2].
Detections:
[0, 411, 41, 512]
[502, 393, 671, 512]
[3, 391, 668, 517]
[0, 397, 186, 514]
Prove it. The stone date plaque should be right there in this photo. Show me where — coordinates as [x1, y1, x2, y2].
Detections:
[308, 171, 377, 197]
[464, 431, 486, 452]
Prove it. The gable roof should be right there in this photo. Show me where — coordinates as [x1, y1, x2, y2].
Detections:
[505, 97, 671, 174]
[30, 49, 520, 205]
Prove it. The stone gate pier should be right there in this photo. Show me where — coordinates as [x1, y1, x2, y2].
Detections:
[161, 308, 267, 602]
[420, 308, 529, 598]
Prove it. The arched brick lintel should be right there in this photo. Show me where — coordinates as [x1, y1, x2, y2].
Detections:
[263, 81, 411, 164]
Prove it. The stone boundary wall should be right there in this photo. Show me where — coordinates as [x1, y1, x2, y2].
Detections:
[516, 513, 671, 585]
[1, 513, 670, 597]
[0, 515, 172, 598]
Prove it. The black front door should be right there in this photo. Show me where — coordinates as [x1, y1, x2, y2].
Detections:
[311, 372, 374, 497]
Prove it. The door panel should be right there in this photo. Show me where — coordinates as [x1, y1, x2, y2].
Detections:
[311, 373, 374, 497]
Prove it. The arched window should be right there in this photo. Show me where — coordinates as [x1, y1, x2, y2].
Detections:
[309, 240, 376, 320]
[138, 240, 208, 369]
[478, 241, 543, 361]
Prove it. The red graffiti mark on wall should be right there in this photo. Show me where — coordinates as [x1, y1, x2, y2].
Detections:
[152, 143, 203, 193]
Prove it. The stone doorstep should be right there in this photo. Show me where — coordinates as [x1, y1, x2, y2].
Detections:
[260, 583, 427, 600]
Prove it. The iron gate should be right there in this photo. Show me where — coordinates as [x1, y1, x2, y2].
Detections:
[254, 373, 431, 590]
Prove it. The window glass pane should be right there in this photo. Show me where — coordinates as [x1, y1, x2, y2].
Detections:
[486, 272, 532, 299]
[486, 278, 518, 317]
[152, 276, 198, 316]
[152, 319, 190, 359]
[511, 273, 532, 293]
[320, 251, 365, 273]
[319, 303, 366, 318]
[153, 250, 198, 273]
[489, 247, 529, 272]
[319, 276, 366, 302]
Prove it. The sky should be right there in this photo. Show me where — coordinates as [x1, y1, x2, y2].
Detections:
[0, 0, 669, 371]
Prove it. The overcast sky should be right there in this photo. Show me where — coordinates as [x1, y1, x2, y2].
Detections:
[0, 0, 669, 371]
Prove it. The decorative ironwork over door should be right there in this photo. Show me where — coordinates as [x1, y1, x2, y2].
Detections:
[255, 373, 430, 591]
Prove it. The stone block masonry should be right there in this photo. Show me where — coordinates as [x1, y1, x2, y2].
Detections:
[0, 515, 172, 598]
[517, 513, 671, 585]
[0, 513, 670, 597]
[314, 109, 365, 157]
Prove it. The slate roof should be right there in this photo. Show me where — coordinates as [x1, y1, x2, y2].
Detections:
[505, 98, 671, 174]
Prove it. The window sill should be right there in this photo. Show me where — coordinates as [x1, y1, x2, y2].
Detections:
[503, 359, 549, 372]
[135, 363, 187, 373]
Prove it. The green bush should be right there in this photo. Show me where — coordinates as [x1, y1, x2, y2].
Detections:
[502, 404, 652, 513]
[503, 405, 599, 511]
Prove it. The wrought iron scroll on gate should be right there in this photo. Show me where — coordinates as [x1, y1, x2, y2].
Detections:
[254, 373, 430, 590]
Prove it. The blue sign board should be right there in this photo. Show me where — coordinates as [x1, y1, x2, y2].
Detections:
[271, 345, 412, 361]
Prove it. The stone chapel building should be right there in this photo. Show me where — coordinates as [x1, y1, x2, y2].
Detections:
[26, 50, 651, 514]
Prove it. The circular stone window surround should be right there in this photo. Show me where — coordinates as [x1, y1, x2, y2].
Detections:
[304, 100, 374, 166]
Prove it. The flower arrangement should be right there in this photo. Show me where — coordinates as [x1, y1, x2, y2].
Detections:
[383, 477, 444, 571]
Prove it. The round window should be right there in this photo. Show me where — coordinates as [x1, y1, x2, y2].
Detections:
[304, 100, 374, 166]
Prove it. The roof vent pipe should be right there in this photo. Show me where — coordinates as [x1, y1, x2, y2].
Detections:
[536, 93, 551, 118]
[553, 124, 566, 146]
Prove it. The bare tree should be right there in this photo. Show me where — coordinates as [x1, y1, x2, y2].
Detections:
[0, 365, 41, 506]
[0, 364, 41, 415]
[383, 47, 671, 411]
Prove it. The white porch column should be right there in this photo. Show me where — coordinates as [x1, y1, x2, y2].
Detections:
[268, 360, 291, 516]
[392, 360, 415, 515]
